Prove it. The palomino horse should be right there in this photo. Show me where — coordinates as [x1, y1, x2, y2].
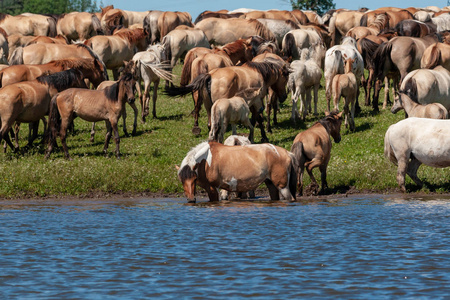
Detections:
[208, 96, 254, 143]
[384, 117, 450, 192]
[0, 13, 56, 37]
[56, 12, 103, 42]
[45, 72, 136, 160]
[291, 111, 343, 196]
[143, 10, 164, 44]
[0, 58, 107, 88]
[324, 36, 364, 112]
[281, 29, 323, 61]
[346, 13, 389, 41]
[176, 141, 297, 203]
[166, 59, 289, 142]
[158, 11, 193, 40]
[288, 47, 322, 123]
[85, 28, 147, 80]
[332, 57, 358, 131]
[399, 66, 450, 111]
[391, 92, 448, 119]
[195, 18, 276, 45]
[0, 69, 87, 152]
[131, 46, 174, 120]
[161, 27, 210, 68]
[421, 42, 450, 71]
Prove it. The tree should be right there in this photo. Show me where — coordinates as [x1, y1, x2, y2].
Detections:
[0, 0, 100, 15]
[289, 0, 335, 16]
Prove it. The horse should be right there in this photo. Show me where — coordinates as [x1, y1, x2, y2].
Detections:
[161, 27, 210, 68]
[99, 6, 128, 35]
[360, 9, 414, 29]
[194, 18, 276, 45]
[123, 10, 150, 27]
[391, 92, 448, 119]
[346, 13, 389, 41]
[324, 36, 364, 112]
[84, 27, 147, 80]
[399, 66, 450, 111]
[45, 71, 136, 160]
[256, 18, 299, 47]
[421, 42, 450, 71]
[384, 117, 450, 192]
[143, 10, 164, 44]
[395, 19, 436, 38]
[281, 29, 323, 61]
[158, 11, 193, 40]
[194, 11, 243, 24]
[208, 96, 254, 143]
[291, 111, 343, 196]
[288, 48, 322, 124]
[0, 13, 56, 37]
[176, 141, 297, 203]
[0, 27, 8, 65]
[56, 12, 103, 42]
[0, 58, 107, 88]
[328, 10, 365, 46]
[166, 60, 289, 142]
[332, 57, 358, 131]
[25, 35, 68, 46]
[131, 46, 174, 120]
[372, 33, 441, 110]
[244, 10, 307, 25]
[0, 69, 88, 152]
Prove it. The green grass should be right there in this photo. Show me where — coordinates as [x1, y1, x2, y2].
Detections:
[0, 65, 448, 199]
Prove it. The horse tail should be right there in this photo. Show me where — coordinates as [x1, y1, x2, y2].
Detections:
[359, 38, 379, 70]
[373, 41, 393, 81]
[421, 43, 440, 69]
[47, 94, 61, 148]
[290, 141, 304, 195]
[180, 50, 196, 86]
[161, 35, 172, 65]
[208, 102, 220, 141]
[165, 73, 211, 99]
[0, 71, 4, 88]
[91, 14, 103, 35]
[282, 32, 296, 60]
[47, 17, 57, 37]
[360, 14, 368, 26]
[8, 46, 23, 65]
[401, 77, 418, 101]
[288, 152, 298, 200]
[384, 127, 397, 165]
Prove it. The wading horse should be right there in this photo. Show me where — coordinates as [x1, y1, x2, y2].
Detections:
[384, 117, 450, 192]
[45, 72, 136, 160]
[0, 69, 87, 152]
[176, 141, 297, 203]
[291, 111, 343, 196]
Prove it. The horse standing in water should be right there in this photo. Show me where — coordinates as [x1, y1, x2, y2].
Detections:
[384, 117, 450, 192]
[291, 111, 343, 196]
[177, 141, 297, 203]
[45, 72, 136, 160]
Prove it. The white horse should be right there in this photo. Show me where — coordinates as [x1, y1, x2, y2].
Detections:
[384, 117, 450, 192]
[391, 92, 448, 119]
[208, 96, 254, 143]
[288, 47, 322, 123]
[324, 36, 364, 111]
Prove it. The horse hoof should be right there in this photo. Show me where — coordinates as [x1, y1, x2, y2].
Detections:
[192, 126, 201, 135]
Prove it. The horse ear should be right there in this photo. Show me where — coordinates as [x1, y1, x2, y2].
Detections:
[175, 165, 180, 171]
[337, 111, 344, 118]
[325, 110, 330, 116]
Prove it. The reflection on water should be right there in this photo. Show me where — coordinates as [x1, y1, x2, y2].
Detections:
[1, 195, 449, 298]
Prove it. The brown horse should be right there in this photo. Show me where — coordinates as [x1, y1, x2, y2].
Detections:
[291, 111, 343, 196]
[395, 19, 436, 38]
[100, 7, 128, 35]
[143, 10, 164, 44]
[56, 12, 103, 42]
[346, 13, 389, 41]
[195, 18, 276, 45]
[158, 11, 193, 40]
[421, 42, 450, 71]
[360, 9, 414, 29]
[194, 11, 243, 24]
[25, 35, 68, 46]
[0, 69, 87, 152]
[166, 60, 289, 142]
[0, 13, 56, 37]
[244, 10, 307, 25]
[45, 72, 136, 160]
[0, 58, 107, 88]
[176, 141, 297, 203]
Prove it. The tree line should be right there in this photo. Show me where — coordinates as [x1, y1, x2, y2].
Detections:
[0, 0, 103, 15]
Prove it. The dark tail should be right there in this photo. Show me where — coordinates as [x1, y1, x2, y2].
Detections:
[8, 46, 23, 65]
[0, 71, 4, 88]
[47, 17, 57, 37]
[282, 32, 297, 60]
[373, 41, 393, 81]
[358, 38, 379, 70]
[289, 153, 298, 200]
[47, 94, 61, 148]
[360, 14, 368, 26]
[400, 77, 418, 101]
[161, 35, 172, 65]
[290, 141, 304, 197]
[180, 49, 197, 86]
[91, 14, 103, 35]
[165, 73, 211, 99]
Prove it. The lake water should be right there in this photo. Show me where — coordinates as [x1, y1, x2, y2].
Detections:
[1, 195, 449, 299]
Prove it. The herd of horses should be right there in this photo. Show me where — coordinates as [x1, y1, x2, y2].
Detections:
[0, 5, 448, 201]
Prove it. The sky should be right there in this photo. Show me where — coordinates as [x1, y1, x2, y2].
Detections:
[104, 0, 447, 20]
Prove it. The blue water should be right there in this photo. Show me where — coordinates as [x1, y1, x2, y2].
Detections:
[1, 195, 449, 299]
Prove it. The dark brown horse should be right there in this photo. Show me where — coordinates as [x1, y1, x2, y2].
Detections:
[194, 11, 243, 24]
[45, 72, 136, 160]
[291, 111, 343, 196]
[395, 19, 437, 37]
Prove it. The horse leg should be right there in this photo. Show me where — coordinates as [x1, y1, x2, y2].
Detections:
[59, 118, 71, 160]
[265, 179, 280, 200]
[366, 69, 374, 107]
[243, 118, 254, 143]
[266, 94, 272, 133]
[406, 158, 423, 189]
[343, 100, 349, 129]
[251, 105, 269, 143]
[0, 118, 18, 152]
[90, 122, 96, 143]
[291, 89, 300, 123]
[112, 69, 120, 81]
[350, 95, 356, 132]
[361, 73, 368, 106]
[383, 77, 390, 109]
[111, 120, 121, 158]
[300, 91, 308, 122]
[121, 105, 129, 137]
[231, 124, 237, 136]
[151, 79, 160, 119]
[313, 85, 319, 116]
[297, 164, 305, 196]
[103, 120, 112, 156]
[129, 101, 138, 136]
[206, 184, 219, 202]
[305, 160, 320, 195]
[319, 164, 328, 194]
[396, 155, 409, 193]
[372, 79, 382, 111]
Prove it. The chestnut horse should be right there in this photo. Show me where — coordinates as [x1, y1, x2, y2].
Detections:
[176, 141, 297, 203]
[0, 69, 87, 152]
[291, 111, 343, 196]
[45, 72, 136, 160]
[384, 117, 450, 192]
[421, 42, 450, 71]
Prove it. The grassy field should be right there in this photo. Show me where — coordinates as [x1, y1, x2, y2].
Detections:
[0, 65, 448, 199]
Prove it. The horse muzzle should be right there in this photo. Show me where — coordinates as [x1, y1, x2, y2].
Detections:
[127, 97, 135, 104]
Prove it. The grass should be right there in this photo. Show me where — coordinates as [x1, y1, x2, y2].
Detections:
[0, 65, 448, 199]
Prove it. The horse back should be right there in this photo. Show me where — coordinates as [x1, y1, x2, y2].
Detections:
[293, 123, 332, 160]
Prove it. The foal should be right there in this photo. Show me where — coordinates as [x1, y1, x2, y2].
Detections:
[331, 57, 357, 131]
[391, 92, 449, 119]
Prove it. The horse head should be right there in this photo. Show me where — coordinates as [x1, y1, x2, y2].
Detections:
[176, 164, 197, 203]
[391, 92, 404, 114]
[323, 111, 343, 143]
[118, 71, 136, 104]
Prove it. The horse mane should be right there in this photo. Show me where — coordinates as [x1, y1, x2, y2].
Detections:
[104, 11, 125, 33]
[104, 72, 133, 102]
[114, 28, 145, 43]
[318, 111, 342, 133]
[244, 60, 282, 82]
[370, 13, 389, 30]
[76, 43, 109, 81]
[101, 5, 114, 17]
[249, 19, 276, 42]
[50, 58, 95, 70]
[221, 39, 246, 56]
[284, 19, 300, 29]
[178, 141, 209, 177]
[0, 13, 9, 23]
[36, 69, 82, 91]
[0, 27, 7, 39]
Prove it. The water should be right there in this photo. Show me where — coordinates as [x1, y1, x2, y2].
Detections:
[1, 195, 449, 299]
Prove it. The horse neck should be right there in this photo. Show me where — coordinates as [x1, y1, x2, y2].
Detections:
[400, 94, 417, 113]
[181, 142, 210, 170]
[344, 61, 352, 73]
